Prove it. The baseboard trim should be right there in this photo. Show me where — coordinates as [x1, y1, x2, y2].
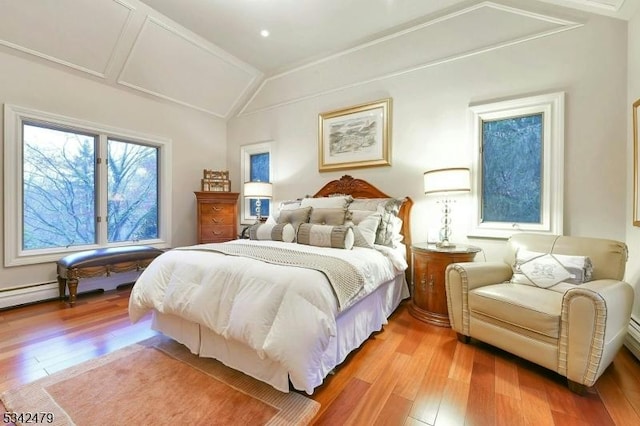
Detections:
[0, 271, 141, 310]
[624, 316, 640, 361]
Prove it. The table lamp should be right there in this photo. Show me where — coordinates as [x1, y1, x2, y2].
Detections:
[423, 167, 470, 248]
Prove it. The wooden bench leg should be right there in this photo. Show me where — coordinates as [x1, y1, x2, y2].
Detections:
[67, 279, 79, 307]
[57, 276, 67, 300]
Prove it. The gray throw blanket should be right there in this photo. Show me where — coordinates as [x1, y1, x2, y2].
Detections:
[177, 242, 365, 310]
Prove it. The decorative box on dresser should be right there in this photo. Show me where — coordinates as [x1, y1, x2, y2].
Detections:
[194, 192, 239, 243]
[409, 242, 481, 327]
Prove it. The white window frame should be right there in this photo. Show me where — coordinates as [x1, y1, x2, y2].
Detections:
[240, 141, 272, 224]
[4, 104, 172, 267]
[468, 92, 564, 239]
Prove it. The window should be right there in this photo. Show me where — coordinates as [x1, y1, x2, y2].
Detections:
[4, 105, 171, 266]
[469, 92, 564, 239]
[241, 142, 272, 223]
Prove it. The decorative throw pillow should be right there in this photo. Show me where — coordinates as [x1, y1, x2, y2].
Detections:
[297, 224, 354, 250]
[348, 197, 404, 247]
[309, 208, 348, 225]
[270, 199, 303, 222]
[249, 223, 296, 243]
[345, 211, 381, 248]
[300, 195, 353, 209]
[276, 206, 312, 231]
[512, 249, 593, 288]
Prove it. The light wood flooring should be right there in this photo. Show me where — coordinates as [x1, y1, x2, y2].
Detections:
[1, 288, 639, 425]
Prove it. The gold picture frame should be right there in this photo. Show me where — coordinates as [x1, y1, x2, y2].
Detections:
[633, 98, 640, 225]
[318, 98, 392, 172]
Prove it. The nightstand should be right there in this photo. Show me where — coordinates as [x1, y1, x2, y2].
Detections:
[409, 242, 481, 327]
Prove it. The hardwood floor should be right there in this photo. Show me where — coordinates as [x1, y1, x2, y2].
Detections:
[1, 288, 639, 425]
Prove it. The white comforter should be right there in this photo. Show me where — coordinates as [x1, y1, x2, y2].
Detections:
[128, 240, 407, 393]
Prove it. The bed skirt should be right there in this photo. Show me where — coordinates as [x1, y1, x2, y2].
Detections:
[151, 273, 409, 394]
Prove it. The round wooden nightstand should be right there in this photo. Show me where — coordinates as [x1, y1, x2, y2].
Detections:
[409, 242, 481, 327]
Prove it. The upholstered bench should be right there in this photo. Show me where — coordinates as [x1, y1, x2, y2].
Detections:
[57, 245, 164, 307]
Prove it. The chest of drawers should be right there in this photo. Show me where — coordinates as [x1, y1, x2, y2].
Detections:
[194, 192, 239, 243]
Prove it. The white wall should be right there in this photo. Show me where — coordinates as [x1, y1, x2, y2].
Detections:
[0, 48, 226, 295]
[227, 11, 628, 261]
[626, 7, 640, 324]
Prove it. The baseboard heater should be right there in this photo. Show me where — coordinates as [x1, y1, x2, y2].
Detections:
[0, 271, 141, 310]
[625, 315, 640, 361]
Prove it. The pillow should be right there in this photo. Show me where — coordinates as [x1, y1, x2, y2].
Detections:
[276, 206, 312, 231]
[309, 208, 348, 225]
[297, 224, 354, 250]
[300, 195, 353, 209]
[346, 211, 381, 248]
[249, 223, 296, 243]
[348, 197, 404, 247]
[511, 249, 593, 288]
[270, 199, 303, 222]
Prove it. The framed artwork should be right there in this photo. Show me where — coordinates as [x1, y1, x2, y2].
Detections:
[318, 98, 391, 172]
[468, 92, 565, 239]
[633, 98, 640, 226]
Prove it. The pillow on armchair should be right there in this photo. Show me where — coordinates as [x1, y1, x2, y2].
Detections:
[511, 249, 593, 288]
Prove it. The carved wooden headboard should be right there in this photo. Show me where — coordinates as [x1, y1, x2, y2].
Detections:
[313, 175, 414, 283]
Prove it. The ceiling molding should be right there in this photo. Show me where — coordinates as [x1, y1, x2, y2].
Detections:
[117, 15, 261, 118]
[237, 1, 583, 117]
[0, 0, 136, 78]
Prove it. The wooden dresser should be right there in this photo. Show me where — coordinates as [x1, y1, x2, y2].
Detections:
[194, 192, 239, 243]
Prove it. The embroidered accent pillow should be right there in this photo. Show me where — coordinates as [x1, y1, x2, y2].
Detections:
[512, 249, 593, 288]
[297, 224, 354, 250]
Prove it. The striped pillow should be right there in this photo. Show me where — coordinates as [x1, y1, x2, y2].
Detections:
[297, 224, 354, 250]
[249, 223, 296, 243]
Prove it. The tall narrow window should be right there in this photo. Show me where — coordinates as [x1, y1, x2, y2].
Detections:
[469, 92, 564, 239]
[249, 152, 270, 218]
[4, 104, 171, 266]
[241, 142, 272, 223]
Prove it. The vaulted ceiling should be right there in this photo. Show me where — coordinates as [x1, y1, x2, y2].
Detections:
[0, 0, 637, 120]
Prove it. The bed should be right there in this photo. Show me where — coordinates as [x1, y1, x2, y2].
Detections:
[128, 175, 413, 394]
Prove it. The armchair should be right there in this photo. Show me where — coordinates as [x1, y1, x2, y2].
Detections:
[445, 233, 634, 394]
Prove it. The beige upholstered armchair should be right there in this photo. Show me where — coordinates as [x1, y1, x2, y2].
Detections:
[445, 233, 634, 394]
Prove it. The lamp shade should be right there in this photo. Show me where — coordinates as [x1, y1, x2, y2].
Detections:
[243, 181, 272, 198]
[424, 168, 470, 195]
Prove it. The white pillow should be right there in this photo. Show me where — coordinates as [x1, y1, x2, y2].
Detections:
[347, 211, 381, 248]
[512, 249, 593, 288]
[300, 195, 352, 209]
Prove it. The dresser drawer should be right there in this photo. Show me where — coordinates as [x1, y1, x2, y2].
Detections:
[199, 211, 235, 226]
[200, 225, 235, 242]
[200, 203, 235, 216]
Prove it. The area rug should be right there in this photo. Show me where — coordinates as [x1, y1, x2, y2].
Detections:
[1, 336, 319, 425]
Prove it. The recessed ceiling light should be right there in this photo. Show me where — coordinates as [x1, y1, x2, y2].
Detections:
[260, 29, 270, 38]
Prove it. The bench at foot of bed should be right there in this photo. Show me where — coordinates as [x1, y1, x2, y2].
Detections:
[56, 245, 164, 307]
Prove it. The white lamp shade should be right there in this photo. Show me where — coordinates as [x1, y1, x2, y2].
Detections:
[424, 168, 470, 194]
[243, 181, 272, 198]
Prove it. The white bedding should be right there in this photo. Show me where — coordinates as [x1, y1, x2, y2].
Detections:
[128, 239, 407, 393]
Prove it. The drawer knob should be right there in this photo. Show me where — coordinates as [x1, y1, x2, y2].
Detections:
[211, 218, 222, 223]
